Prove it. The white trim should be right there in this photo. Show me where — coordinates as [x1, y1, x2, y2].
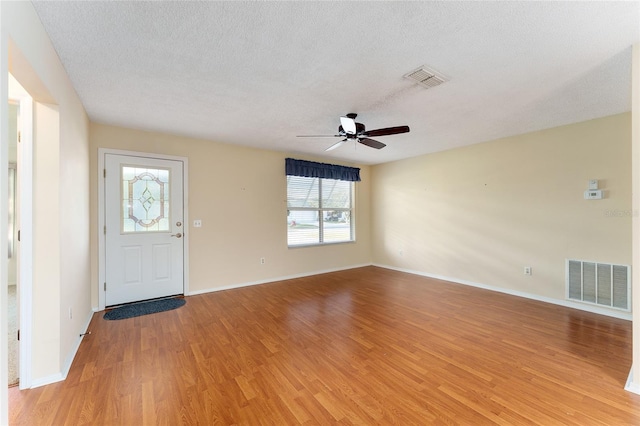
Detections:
[374, 263, 633, 321]
[38, 309, 95, 390]
[18, 95, 33, 389]
[626, 366, 640, 395]
[187, 263, 372, 296]
[632, 40, 640, 403]
[97, 148, 189, 311]
[30, 372, 64, 389]
[0, 23, 8, 424]
[187, 262, 632, 321]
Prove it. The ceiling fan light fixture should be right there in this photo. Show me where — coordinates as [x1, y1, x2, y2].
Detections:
[340, 116, 357, 135]
[404, 65, 448, 89]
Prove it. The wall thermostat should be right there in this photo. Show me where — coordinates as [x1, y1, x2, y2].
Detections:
[584, 189, 603, 200]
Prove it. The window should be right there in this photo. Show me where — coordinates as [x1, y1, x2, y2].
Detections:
[121, 165, 170, 233]
[285, 158, 360, 247]
[287, 176, 355, 246]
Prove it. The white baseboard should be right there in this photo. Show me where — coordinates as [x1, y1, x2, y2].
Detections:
[373, 263, 632, 321]
[626, 366, 640, 395]
[30, 372, 64, 389]
[95, 263, 630, 321]
[90, 263, 373, 308]
[30, 309, 94, 389]
[187, 263, 372, 297]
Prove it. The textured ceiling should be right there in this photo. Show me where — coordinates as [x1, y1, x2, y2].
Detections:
[32, 1, 639, 165]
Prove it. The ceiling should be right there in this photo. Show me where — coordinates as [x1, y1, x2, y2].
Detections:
[32, 1, 639, 165]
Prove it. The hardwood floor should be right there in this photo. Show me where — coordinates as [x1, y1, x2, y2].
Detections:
[9, 266, 640, 425]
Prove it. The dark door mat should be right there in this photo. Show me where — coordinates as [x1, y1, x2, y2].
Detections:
[104, 297, 186, 320]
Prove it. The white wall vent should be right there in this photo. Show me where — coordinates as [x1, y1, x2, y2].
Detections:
[566, 259, 630, 311]
[403, 65, 448, 89]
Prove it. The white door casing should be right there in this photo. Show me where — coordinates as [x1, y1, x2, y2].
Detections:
[17, 94, 33, 390]
[104, 153, 185, 306]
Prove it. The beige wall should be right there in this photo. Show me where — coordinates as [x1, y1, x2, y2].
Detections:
[372, 113, 631, 315]
[89, 123, 371, 307]
[32, 102, 61, 379]
[1, 0, 91, 399]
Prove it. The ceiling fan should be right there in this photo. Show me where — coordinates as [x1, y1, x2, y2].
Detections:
[297, 113, 410, 151]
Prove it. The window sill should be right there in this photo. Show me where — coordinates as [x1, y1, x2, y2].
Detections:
[288, 240, 356, 249]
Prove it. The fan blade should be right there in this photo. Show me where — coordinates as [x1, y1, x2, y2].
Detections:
[297, 135, 341, 138]
[340, 116, 357, 135]
[362, 125, 410, 137]
[358, 138, 386, 149]
[325, 139, 347, 151]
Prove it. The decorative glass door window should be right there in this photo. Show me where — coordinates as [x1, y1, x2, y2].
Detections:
[121, 166, 170, 233]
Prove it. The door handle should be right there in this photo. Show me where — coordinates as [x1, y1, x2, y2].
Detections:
[171, 233, 183, 238]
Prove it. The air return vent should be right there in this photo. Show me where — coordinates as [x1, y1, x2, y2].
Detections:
[403, 65, 448, 89]
[566, 259, 630, 311]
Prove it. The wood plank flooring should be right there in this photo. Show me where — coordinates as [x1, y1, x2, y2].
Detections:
[9, 266, 640, 425]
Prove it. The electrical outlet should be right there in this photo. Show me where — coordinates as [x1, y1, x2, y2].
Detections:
[260, 257, 265, 265]
[524, 266, 532, 276]
[193, 220, 202, 228]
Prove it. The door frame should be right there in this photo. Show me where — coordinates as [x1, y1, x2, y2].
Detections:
[97, 148, 189, 311]
[16, 95, 33, 389]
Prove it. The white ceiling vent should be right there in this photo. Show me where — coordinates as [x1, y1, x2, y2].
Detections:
[403, 66, 448, 89]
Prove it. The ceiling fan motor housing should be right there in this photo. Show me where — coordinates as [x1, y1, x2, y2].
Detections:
[339, 122, 366, 138]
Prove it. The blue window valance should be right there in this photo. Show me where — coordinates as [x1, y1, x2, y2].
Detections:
[285, 158, 361, 182]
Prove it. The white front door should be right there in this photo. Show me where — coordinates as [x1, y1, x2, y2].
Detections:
[104, 154, 185, 306]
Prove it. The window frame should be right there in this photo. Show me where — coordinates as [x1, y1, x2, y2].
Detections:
[287, 176, 356, 248]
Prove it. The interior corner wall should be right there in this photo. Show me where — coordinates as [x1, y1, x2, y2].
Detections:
[371, 113, 631, 317]
[1, 1, 91, 389]
[89, 123, 371, 308]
